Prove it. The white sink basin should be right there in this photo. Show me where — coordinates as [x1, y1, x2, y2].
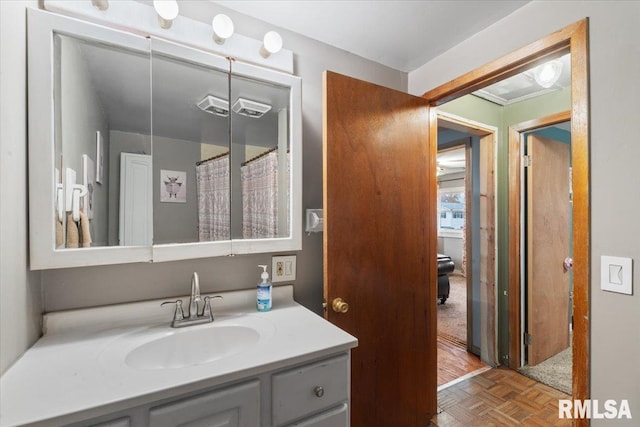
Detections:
[100, 315, 276, 371]
[125, 325, 260, 370]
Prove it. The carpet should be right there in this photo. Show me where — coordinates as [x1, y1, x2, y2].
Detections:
[519, 346, 572, 394]
[437, 274, 466, 345]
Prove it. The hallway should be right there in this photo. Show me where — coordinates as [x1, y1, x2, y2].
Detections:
[431, 367, 571, 426]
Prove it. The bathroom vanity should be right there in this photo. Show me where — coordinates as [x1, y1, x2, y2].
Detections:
[0, 286, 356, 426]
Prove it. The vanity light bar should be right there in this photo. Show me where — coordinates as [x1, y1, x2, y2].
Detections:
[43, 0, 294, 74]
[197, 95, 229, 117]
[232, 98, 272, 118]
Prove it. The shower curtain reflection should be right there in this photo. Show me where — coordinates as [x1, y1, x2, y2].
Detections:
[196, 153, 230, 241]
[241, 149, 279, 239]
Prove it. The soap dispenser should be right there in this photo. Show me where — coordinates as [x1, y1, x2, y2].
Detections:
[257, 265, 273, 312]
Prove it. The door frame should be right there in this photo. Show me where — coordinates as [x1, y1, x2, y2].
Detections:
[422, 19, 589, 413]
[508, 110, 571, 370]
[437, 112, 498, 361]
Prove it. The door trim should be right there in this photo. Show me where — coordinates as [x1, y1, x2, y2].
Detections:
[508, 110, 571, 370]
[422, 19, 589, 416]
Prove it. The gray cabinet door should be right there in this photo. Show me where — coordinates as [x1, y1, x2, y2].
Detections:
[149, 380, 260, 427]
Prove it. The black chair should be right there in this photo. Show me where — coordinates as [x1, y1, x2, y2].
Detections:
[437, 253, 455, 304]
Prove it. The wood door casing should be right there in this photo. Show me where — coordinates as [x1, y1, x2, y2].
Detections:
[526, 134, 570, 365]
[323, 71, 436, 426]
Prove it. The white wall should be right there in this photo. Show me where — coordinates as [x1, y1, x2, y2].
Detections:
[410, 1, 640, 423]
[0, 0, 43, 375]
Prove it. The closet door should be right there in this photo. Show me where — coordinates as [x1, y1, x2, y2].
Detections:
[526, 133, 571, 365]
[119, 153, 152, 246]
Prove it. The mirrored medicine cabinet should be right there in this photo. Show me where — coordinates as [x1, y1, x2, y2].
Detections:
[28, 9, 301, 269]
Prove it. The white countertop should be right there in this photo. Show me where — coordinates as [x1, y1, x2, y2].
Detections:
[0, 286, 357, 427]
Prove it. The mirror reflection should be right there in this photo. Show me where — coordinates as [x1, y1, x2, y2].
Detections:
[231, 74, 290, 240]
[151, 52, 230, 244]
[54, 35, 292, 250]
[55, 34, 151, 248]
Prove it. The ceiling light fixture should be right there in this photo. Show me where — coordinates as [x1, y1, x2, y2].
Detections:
[260, 31, 283, 58]
[153, 0, 179, 30]
[533, 59, 563, 88]
[91, 0, 109, 11]
[197, 95, 229, 117]
[212, 14, 234, 45]
[232, 98, 272, 118]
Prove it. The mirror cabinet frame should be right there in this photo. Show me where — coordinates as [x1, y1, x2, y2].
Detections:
[28, 9, 302, 270]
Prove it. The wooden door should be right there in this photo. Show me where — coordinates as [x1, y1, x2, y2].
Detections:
[526, 134, 570, 365]
[323, 71, 436, 426]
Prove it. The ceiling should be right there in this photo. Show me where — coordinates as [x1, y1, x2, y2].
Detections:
[215, 0, 530, 72]
[437, 147, 465, 177]
[70, 35, 287, 145]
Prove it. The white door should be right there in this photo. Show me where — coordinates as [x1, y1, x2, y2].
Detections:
[119, 153, 153, 246]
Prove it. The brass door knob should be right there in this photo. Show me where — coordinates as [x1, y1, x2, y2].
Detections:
[332, 298, 349, 313]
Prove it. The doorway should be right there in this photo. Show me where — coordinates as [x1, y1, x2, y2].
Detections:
[323, 19, 589, 424]
[509, 113, 573, 395]
[424, 21, 589, 409]
[435, 114, 497, 388]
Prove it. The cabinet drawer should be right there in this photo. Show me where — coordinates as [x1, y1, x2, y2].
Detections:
[149, 380, 260, 427]
[88, 417, 131, 427]
[286, 404, 348, 427]
[272, 354, 348, 426]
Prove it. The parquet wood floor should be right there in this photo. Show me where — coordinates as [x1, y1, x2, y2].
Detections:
[431, 367, 572, 426]
[437, 335, 488, 387]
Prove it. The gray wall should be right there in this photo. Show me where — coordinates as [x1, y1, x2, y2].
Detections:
[410, 1, 640, 422]
[40, 2, 407, 317]
[153, 135, 200, 244]
[0, 0, 42, 375]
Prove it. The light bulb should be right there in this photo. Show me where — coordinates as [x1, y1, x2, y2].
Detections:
[153, 0, 179, 29]
[260, 31, 283, 58]
[91, 0, 109, 11]
[534, 60, 562, 88]
[212, 14, 234, 44]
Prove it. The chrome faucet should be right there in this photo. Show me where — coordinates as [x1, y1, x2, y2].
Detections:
[189, 272, 201, 319]
[161, 272, 222, 328]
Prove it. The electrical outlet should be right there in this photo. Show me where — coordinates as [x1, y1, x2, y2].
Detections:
[272, 255, 296, 283]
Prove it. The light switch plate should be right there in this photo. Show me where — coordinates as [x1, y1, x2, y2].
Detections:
[600, 256, 633, 295]
[272, 255, 296, 283]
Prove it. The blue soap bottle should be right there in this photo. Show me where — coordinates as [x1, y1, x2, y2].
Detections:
[257, 265, 272, 312]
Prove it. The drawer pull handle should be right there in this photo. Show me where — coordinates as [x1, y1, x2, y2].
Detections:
[314, 386, 324, 398]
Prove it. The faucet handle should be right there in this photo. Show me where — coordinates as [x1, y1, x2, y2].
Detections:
[161, 300, 185, 321]
[202, 296, 223, 320]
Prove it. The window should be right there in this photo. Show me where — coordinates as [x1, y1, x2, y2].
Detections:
[438, 187, 465, 238]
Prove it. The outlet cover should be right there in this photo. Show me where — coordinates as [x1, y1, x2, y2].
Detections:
[272, 255, 296, 283]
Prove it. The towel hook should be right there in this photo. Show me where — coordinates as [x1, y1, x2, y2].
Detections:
[56, 183, 64, 222]
[71, 184, 87, 222]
